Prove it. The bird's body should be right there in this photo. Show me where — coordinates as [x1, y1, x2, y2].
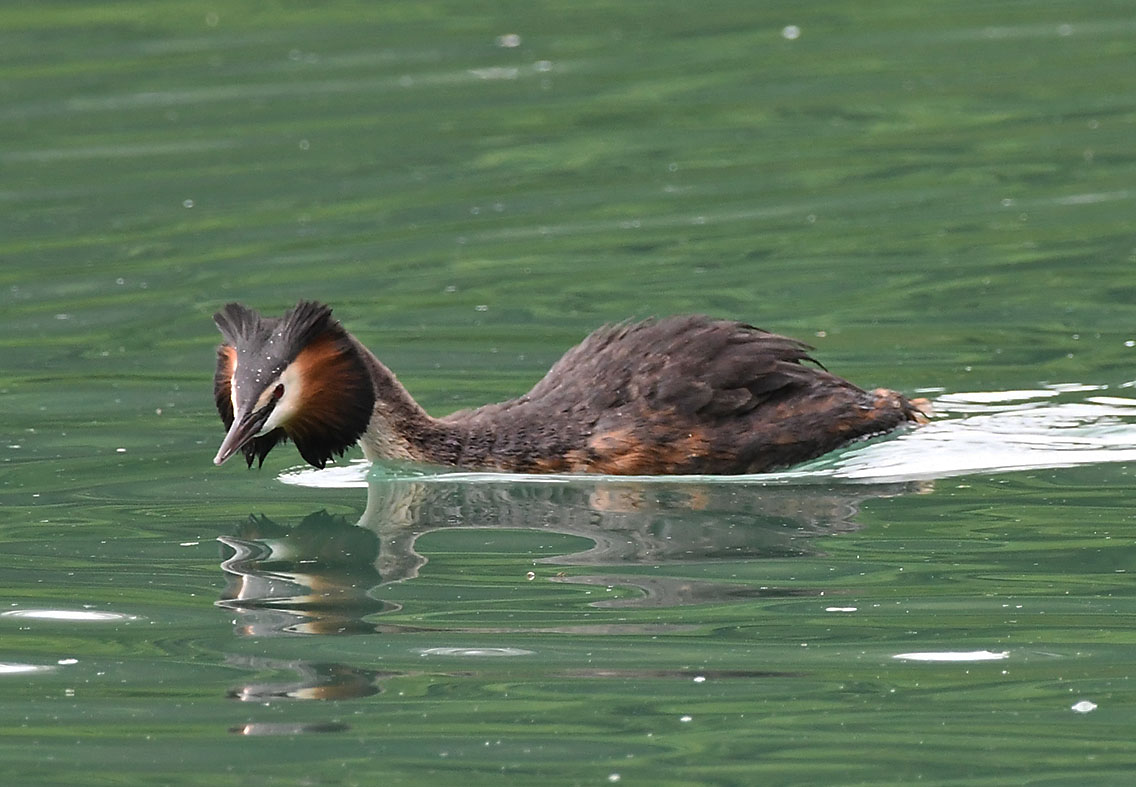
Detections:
[213, 302, 921, 475]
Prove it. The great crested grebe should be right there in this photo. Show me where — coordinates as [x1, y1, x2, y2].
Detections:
[212, 301, 922, 475]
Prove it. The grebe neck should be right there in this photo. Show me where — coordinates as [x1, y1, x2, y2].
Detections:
[352, 338, 457, 465]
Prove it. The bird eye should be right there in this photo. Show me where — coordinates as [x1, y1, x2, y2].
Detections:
[272, 384, 285, 400]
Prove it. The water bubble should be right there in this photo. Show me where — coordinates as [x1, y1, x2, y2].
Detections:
[496, 33, 522, 48]
[182, 199, 195, 208]
[1071, 699, 1097, 713]
[781, 25, 801, 40]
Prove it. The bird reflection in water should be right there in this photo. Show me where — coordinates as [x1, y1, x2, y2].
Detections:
[218, 476, 923, 702]
[225, 654, 387, 702]
[219, 510, 393, 637]
[218, 476, 923, 634]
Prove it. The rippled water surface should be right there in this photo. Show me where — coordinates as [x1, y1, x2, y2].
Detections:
[4, 1, 1136, 783]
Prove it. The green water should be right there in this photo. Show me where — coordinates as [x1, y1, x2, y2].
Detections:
[4, 0, 1136, 783]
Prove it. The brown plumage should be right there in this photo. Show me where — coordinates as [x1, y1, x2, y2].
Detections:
[212, 301, 922, 475]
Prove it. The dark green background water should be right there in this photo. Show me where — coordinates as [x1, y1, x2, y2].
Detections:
[4, 1, 1136, 783]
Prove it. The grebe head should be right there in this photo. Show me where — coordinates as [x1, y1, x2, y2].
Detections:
[212, 301, 375, 469]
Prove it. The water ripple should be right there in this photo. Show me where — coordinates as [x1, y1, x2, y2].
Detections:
[418, 647, 534, 657]
[893, 650, 1009, 662]
[1, 609, 138, 622]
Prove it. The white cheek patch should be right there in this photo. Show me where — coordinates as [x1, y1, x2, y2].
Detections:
[230, 356, 239, 412]
[260, 365, 303, 434]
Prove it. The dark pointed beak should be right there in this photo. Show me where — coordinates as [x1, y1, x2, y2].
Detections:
[214, 407, 272, 466]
